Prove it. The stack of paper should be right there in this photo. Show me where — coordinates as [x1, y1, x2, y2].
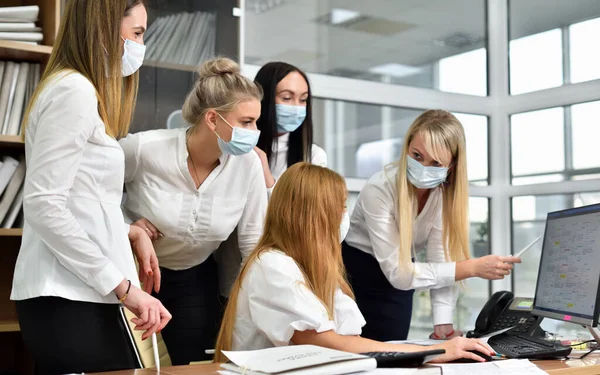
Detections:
[0, 60, 42, 135]
[0, 6, 43, 44]
[144, 11, 216, 67]
[218, 345, 376, 375]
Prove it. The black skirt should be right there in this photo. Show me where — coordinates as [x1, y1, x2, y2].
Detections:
[342, 241, 415, 341]
[153, 255, 223, 365]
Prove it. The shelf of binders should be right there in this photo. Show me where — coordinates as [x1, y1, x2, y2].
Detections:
[0, 319, 19, 333]
[144, 59, 197, 72]
[0, 228, 22, 237]
[0, 40, 51, 63]
[0, 135, 24, 149]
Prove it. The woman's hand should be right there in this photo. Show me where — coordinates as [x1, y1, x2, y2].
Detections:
[129, 225, 161, 294]
[116, 281, 171, 340]
[254, 147, 276, 188]
[132, 217, 162, 241]
[471, 255, 521, 280]
[430, 324, 463, 340]
[430, 337, 495, 363]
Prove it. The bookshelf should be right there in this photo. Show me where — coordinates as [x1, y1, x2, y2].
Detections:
[0, 1, 59, 374]
[132, 0, 239, 133]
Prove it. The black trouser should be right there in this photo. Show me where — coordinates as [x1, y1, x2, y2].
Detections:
[153, 255, 222, 365]
[16, 297, 138, 375]
[342, 241, 415, 341]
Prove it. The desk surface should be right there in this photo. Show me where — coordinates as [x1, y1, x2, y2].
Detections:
[96, 355, 600, 375]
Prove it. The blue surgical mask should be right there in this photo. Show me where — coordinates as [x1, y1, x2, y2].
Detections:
[406, 155, 449, 189]
[276, 104, 306, 133]
[214, 113, 260, 156]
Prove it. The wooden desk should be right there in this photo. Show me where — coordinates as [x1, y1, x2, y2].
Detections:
[96, 355, 600, 375]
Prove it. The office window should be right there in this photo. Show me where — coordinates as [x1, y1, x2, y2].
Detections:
[570, 17, 600, 84]
[509, 1, 600, 94]
[511, 102, 600, 184]
[409, 197, 490, 339]
[245, 0, 487, 96]
[313, 99, 489, 184]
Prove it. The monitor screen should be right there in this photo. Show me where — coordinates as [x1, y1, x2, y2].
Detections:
[532, 203, 600, 327]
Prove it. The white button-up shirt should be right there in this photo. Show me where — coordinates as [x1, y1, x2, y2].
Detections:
[270, 133, 327, 181]
[232, 250, 365, 351]
[119, 128, 267, 271]
[11, 72, 139, 304]
[345, 165, 458, 325]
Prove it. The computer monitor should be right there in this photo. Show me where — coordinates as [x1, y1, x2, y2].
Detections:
[532, 203, 600, 338]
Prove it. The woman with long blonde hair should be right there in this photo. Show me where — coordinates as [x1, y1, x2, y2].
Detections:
[343, 109, 521, 342]
[214, 162, 495, 363]
[11, 1, 171, 373]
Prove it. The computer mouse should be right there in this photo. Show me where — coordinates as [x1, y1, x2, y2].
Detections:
[449, 350, 493, 363]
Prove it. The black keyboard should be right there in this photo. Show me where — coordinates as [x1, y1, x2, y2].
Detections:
[360, 349, 446, 368]
[488, 333, 572, 359]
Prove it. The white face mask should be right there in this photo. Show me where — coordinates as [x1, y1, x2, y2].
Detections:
[121, 37, 146, 77]
[406, 155, 449, 189]
[340, 211, 350, 243]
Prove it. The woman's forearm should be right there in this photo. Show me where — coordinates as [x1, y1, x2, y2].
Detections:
[291, 330, 436, 354]
[455, 259, 476, 281]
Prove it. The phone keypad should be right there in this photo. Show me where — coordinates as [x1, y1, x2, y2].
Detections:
[490, 313, 535, 333]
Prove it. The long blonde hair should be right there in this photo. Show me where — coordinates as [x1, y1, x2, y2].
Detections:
[214, 163, 352, 362]
[393, 109, 470, 268]
[182, 57, 263, 126]
[22, 0, 143, 138]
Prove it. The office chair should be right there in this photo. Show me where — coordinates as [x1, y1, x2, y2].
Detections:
[119, 306, 172, 368]
[166, 109, 186, 129]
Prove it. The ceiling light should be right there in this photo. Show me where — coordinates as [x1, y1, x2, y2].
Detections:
[368, 63, 422, 78]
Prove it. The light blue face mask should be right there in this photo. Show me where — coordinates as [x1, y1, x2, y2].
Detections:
[275, 104, 307, 133]
[406, 155, 449, 189]
[214, 113, 260, 156]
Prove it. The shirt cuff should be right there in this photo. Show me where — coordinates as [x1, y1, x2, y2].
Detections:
[435, 262, 456, 288]
[89, 261, 124, 297]
[432, 305, 455, 325]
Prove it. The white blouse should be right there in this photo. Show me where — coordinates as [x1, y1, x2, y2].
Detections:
[119, 128, 268, 270]
[345, 164, 458, 325]
[232, 250, 365, 351]
[270, 133, 327, 181]
[11, 72, 139, 304]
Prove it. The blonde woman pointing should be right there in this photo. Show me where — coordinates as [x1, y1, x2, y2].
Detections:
[343, 110, 520, 341]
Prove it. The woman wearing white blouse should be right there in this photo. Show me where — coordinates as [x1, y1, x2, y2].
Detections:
[343, 110, 521, 342]
[11, 1, 171, 374]
[119, 58, 268, 365]
[252, 62, 327, 188]
[214, 162, 495, 363]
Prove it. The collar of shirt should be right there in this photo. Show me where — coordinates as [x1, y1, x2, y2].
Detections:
[274, 132, 290, 153]
[177, 127, 229, 193]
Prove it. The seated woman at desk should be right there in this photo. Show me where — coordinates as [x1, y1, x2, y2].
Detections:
[119, 57, 268, 364]
[213, 163, 494, 363]
[343, 109, 521, 342]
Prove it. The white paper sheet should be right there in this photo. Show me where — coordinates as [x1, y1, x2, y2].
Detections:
[221, 345, 376, 374]
[434, 359, 548, 375]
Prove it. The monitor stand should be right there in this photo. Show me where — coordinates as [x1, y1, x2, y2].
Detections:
[587, 326, 600, 343]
